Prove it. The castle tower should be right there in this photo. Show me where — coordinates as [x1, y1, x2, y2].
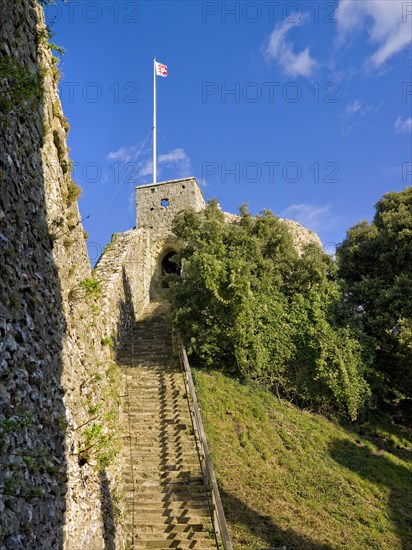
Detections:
[135, 177, 205, 298]
[135, 177, 205, 232]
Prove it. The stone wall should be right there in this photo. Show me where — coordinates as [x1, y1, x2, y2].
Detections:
[0, 2, 67, 546]
[94, 228, 151, 349]
[0, 2, 124, 547]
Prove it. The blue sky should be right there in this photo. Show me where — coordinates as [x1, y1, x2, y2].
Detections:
[45, 0, 412, 262]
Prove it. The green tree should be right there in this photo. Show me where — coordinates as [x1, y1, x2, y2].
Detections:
[170, 201, 370, 420]
[337, 187, 412, 419]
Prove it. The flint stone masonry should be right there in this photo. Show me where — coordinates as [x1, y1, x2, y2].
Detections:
[1, 1, 124, 547]
[0, 2, 67, 546]
[94, 228, 151, 347]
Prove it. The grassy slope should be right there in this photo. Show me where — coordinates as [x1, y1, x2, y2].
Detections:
[193, 369, 412, 550]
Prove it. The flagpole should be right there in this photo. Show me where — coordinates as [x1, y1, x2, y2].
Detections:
[153, 57, 157, 183]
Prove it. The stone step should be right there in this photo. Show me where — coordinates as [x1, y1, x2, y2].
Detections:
[124, 399, 187, 405]
[129, 483, 206, 495]
[124, 476, 203, 488]
[122, 454, 199, 464]
[127, 542, 216, 548]
[128, 405, 187, 418]
[124, 496, 209, 506]
[122, 466, 201, 475]
[123, 538, 216, 549]
[121, 434, 195, 442]
[132, 520, 213, 532]
[122, 474, 203, 483]
[124, 469, 200, 478]
[124, 513, 211, 525]
[125, 431, 193, 437]
[123, 386, 184, 392]
[122, 451, 199, 459]
[122, 459, 199, 467]
[131, 522, 211, 534]
[122, 440, 197, 449]
[127, 534, 214, 545]
[130, 502, 212, 514]
[121, 421, 189, 430]
[127, 545, 216, 550]
[123, 410, 190, 416]
[125, 387, 185, 393]
[120, 434, 191, 443]
[122, 464, 200, 472]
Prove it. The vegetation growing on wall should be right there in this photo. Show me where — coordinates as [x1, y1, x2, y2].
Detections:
[66, 179, 82, 206]
[169, 200, 371, 421]
[0, 56, 43, 116]
[78, 360, 121, 470]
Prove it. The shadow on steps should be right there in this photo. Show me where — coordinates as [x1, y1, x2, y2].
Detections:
[117, 301, 216, 549]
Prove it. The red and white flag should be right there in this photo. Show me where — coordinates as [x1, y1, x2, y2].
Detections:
[155, 61, 168, 77]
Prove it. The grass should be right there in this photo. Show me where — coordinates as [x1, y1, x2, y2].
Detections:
[193, 369, 412, 550]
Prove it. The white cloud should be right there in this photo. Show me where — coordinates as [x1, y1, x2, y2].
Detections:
[345, 99, 362, 115]
[158, 148, 190, 174]
[265, 19, 318, 78]
[108, 145, 191, 182]
[342, 99, 383, 136]
[137, 148, 191, 181]
[107, 144, 141, 162]
[345, 99, 382, 116]
[394, 116, 412, 134]
[158, 148, 191, 178]
[138, 159, 153, 178]
[281, 204, 337, 232]
[337, 0, 412, 68]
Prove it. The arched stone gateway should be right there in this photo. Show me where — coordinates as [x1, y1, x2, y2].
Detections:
[160, 249, 179, 288]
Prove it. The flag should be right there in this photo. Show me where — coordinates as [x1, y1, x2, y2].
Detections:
[155, 61, 168, 77]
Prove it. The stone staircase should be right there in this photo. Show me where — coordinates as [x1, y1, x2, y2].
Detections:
[117, 301, 217, 549]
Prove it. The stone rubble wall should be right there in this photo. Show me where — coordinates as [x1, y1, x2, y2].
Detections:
[94, 228, 151, 350]
[0, 2, 125, 548]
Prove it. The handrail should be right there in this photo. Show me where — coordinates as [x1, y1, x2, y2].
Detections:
[178, 338, 233, 550]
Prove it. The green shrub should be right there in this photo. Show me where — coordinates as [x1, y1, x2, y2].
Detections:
[337, 186, 412, 420]
[170, 201, 371, 420]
